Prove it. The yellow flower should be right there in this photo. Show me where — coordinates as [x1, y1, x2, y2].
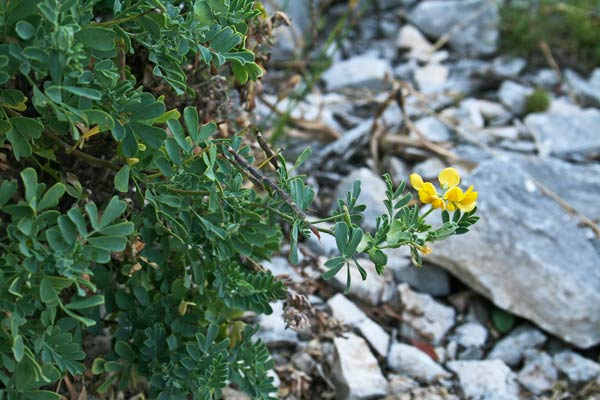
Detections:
[444, 185, 478, 211]
[410, 168, 477, 211]
[438, 167, 460, 189]
[410, 173, 445, 209]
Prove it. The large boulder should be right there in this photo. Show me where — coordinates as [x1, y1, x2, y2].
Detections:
[427, 157, 600, 348]
[408, 0, 499, 57]
[525, 106, 600, 160]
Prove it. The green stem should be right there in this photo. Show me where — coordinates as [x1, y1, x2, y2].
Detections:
[309, 214, 340, 224]
[421, 206, 435, 219]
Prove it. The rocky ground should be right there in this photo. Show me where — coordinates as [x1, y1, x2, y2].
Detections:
[231, 1, 600, 399]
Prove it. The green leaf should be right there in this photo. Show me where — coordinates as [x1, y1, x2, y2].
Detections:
[87, 236, 127, 252]
[20, 167, 38, 205]
[12, 335, 25, 362]
[98, 221, 134, 236]
[492, 307, 516, 334]
[66, 295, 105, 310]
[334, 222, 349, 256]
[63, 86, 102, 100]
[8, 117, 44, 160]
[345, 228, 363, 256]
[183, 106, 199, 141]
[0, 180, 18, 207]
[114, 166, 130, 193]
[100, 196, 126, 228]
[76, 27, 116, 52]
[40, 278, 59, 304]
[128, 122, 166, 148]
[37, 183, 65, 211]
[15, 21, 35, 40]
[167, 119, 191, 152]
[322, 256, 345, 280]
[20, 391, 60, 400]
[197, 122, 216, 142]
[115, 340, 135, 362]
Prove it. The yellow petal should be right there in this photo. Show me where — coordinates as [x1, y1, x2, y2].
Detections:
[421, 246, 432, 255]
[81, 125, 101, 140]
[444, 186, 464, 202]
[410, 173, 424, 190]
[438, 167, 460, 188]
[421, 182, 437, 195]
[461, 190, 478, 205]
[446, 202, 456, 211]
[419, 190, 433, 203]
[457, 202, 476, 212]
[431, 196, 445, 209]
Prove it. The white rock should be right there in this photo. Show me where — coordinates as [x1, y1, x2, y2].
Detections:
[414, 64, 449, 94]
[398, 283, 456, 344]
[464, 98, 511, 125]
[480, 127, 520, 142]
[517, 350, 558, 395]
[322, 258, 387, 306]
[412, 116, 451, 142]
[357, 317, 390, 357]
[531, 68, 560, 89]
[525, 106, 600, 160]
[498, 81, 533, 115]
[448, 360, 520, 400]
[322, 55, 392, 91]
[397, 25, 434, 62]
[332, 333, 388, 400]
[263, 257, 303, 282]
[409, 0, 499, 57]
[487, 325, 547, 366]
[387, 374, 419, 394]
[553, 350, 600, 384]
[413, 158, 448, 181]
[491, 57, 527, 79]
[390, 261, 452, 297]
[327, 294, 390, 357]
[257, 301, 298, 346]
[330, 167, 387, 233]
[387, 343, 450, 382]
[451, 322, 488, 349]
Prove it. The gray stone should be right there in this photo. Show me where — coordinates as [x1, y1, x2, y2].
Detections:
[512, 155, 600, 221]
[387, 374, 419, 394]
[517, 350, 558, 395]
[464, 98, 512, 126]
[531, 69, 560, 89]
[413, 116, 451, 142]
[322, 55, 392, 91]
[487, 325, 547, 367]
[266, 1, 311, 61]
[387, 343, 451, 382]
[332, 333, 388, 400]
[491, 57, 527, 79]
[446, 59, 490, 95]
[565, 68, 600, 108]
[447, 360, 520, 400]
[498, 81, 533, 115]
[391, 261, 452, 296]
[327, 294, 390, 357]
[414, 63, 449, 94]
[263, 257, 303, 282]
[408, 0, 499, 57]
[398, 283, 456, 344]
[322, 257, 387, 306]
[413, 158, 448, 181]
[397, 24, 434, 62]
[330, 167, 387, 233]
[428, 157, 600, 348]
[525, 107, 600, 160]
[480, 127, 520, 142]
[451, 322, 488, 349]
[257, 301, 298, 346]
[553, 350, 600, 384]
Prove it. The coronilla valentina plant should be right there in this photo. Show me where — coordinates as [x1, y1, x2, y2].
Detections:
[0, 1, 479, 399]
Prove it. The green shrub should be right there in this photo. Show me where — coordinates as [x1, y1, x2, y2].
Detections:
[0, 1, 478, 398]
[500, 0, 600, 71]
[524, 87, 551, 115]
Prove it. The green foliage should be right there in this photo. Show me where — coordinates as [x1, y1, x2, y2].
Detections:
[500, 0, 600, 71]
[0, 0, 479, 398]
[524, 88, 551, 115]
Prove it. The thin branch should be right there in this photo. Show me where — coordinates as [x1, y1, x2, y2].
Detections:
[225, 146, 321, 239]
[47, 132, 121, 171]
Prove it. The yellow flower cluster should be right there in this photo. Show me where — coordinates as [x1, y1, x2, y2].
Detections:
[410, 167, 478, 212]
